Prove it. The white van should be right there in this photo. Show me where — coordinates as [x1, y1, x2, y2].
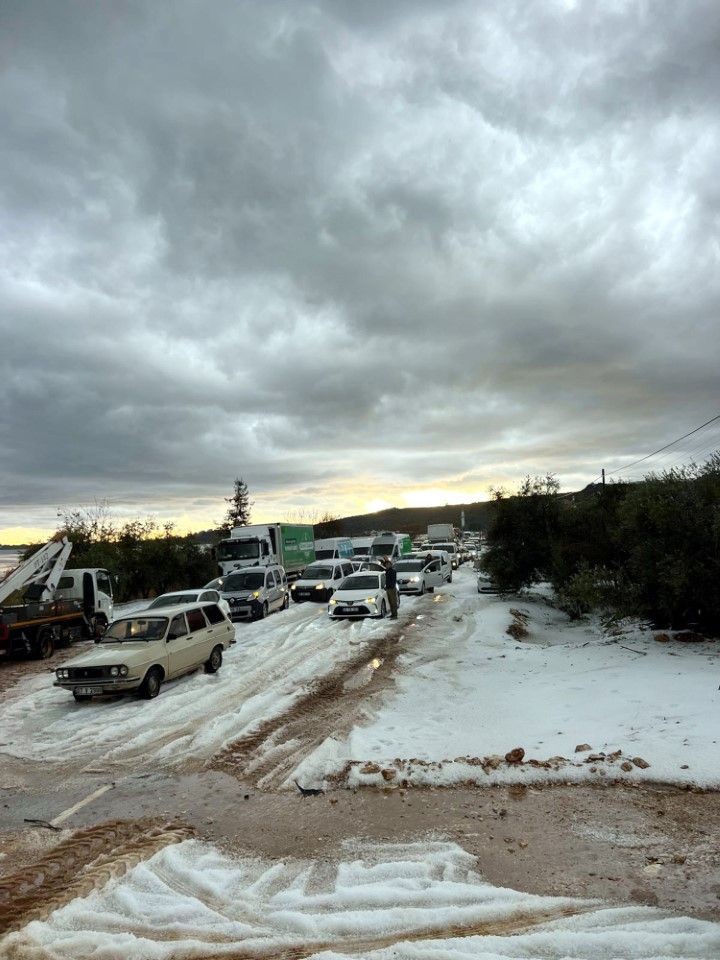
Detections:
[428, 541, 459, 569]
[313, 537, 354, 560]
[290, 558, 356, 602]
[409, 549, 452, 584]
[369, 532, 412, 561]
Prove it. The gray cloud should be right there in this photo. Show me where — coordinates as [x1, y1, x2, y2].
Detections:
[1, 0, 719, 531]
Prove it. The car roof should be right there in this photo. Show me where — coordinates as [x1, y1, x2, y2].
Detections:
[307, 558, 350, 566]
[114, 602, 220, 620]
[154, 589, 209, 598]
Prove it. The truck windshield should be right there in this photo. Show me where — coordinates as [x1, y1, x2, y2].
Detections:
[217, 540, 259, 561]
[314, 550, 335, 560]
[353, 547, 369, 555]
[370, 544, 394, 556]
[102, 617, 168, 642]
[222, 572, 265, 591]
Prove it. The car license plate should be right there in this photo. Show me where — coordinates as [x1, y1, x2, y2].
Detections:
[74, 686, 96, 696]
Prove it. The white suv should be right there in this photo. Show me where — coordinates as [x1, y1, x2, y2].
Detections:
[290, 559, 356, 603]
[220, 565, 289, 621]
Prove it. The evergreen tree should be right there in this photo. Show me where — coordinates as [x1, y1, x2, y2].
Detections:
[221, 478, 253, 534]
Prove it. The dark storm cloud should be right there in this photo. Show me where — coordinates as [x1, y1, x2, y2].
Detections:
[1, 0, 719, 529]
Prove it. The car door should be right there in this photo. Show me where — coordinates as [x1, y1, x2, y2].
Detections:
[165, 612, 197, 677]
[266, 569, 279, 611]
[203, 603, 234, 647]
[424, 560, 443, 588]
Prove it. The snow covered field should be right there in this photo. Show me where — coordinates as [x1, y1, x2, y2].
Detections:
[5, 838, 718, 958]
[0, 599, 400, 773]
[298, 567, 720, 790]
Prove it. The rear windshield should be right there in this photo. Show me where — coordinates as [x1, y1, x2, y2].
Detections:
[340, 575, 381, 591]
[147, 593, 198, 608]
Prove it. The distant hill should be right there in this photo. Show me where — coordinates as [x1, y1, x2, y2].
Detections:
[188, 500, 493, 545]
[314, 501, 493, 539]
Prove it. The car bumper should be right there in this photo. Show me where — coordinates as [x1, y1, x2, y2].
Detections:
[229, 601, 261, 621]
[328, 605, 382, 618]
[398, 583, 423, 594]
[54, 677, 141, 694]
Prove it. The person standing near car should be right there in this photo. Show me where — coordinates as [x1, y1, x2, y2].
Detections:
[384, 557, 399, 619]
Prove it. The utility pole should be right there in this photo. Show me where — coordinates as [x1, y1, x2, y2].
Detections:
[601, 468, 606, 487]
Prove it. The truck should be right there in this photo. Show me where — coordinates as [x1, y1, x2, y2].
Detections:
[216, 523, 314, 578]
[313, 537, 354, 560]
[0, 537, 114, 660]
[368, 531, 413, 561]
[427, 523, 455, 543]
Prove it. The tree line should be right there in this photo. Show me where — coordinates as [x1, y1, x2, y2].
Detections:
[481, 454, 720, 634]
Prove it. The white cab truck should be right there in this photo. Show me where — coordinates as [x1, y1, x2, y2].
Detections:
[313, 537, 354, 560]
[0, 537, 114, 660]
[350, 536, 374, 556]
[216, 523, 314, 578]
[427, 523, 455, 543]
[369, 531, 413, 561]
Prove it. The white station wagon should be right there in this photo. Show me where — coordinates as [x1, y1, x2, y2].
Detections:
[54, 603, 234, 702]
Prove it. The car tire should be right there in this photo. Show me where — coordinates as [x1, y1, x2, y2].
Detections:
[34, 628, 54, 660]
[73, 692, 92, 702]
[448, 573, 453, 583]
[282, 593, 289, 610]
[257, 601, 268, 620]
[139, 667, 162, 700]
[419, 583, 425, 596]
[380, 600, 387, 618]
[428, 586, 435, 593]
[204, 645, 223, 674]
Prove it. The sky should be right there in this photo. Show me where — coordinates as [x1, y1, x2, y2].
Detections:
[1, 0, 719, 542]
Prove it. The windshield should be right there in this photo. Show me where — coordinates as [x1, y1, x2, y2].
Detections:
[353, 546, 369, 555]
[216, 539, 259, 561]
[303, 566, 333, 580]
[102, 617, 168, 642]
[395, 561, 424, 572]
[314, 549, 335, 560]
[147, 593, 198, 608]
[340, 575, 381, 591]
[222, 571, 265, 591]
[370, 543, 394, 557]
[434, 543, 456, 553]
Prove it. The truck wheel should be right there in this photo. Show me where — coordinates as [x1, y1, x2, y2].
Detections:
[34, 628, 54, 660]
[204, 645, 223, 674]
[93, 614, 108, 638]
[139, 667, 162, 700]
[73, 692, 92, 703]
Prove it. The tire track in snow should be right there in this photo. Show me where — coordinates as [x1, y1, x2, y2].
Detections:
[209, 598, 462, 789]
[0, 818, 193, 936]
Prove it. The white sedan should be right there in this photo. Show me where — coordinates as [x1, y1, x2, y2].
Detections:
[145, 589, 232, 618]
[327, 572, 389, 619]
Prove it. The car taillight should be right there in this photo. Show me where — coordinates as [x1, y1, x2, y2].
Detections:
[0, 624, 9, 642]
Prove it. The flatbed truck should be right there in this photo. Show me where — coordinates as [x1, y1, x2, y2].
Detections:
[0, 538, 114, 660]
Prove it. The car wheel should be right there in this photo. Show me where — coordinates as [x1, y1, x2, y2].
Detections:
[93, 613, 108, 639]
[448, 573, 453, 583]
[257, 601, 268, 620]
[139, 667, 162, 700]
[380, 600, 387, 618]
[73, 692, 92, 702]
[419, 582, 425, 596]
[34, 628, 54, 660]
[204, 645, 223, 674]
[282, 593, 289, 610]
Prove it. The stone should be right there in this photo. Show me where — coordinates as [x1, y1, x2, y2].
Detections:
[620, 761, 634, 772]
[361, 762, 381, 774]
[632, 757, 651, 769]
[505, 747, 525, 764]
[483, 755, 503, 770]
[381, 768, 397, 781]
[575, 744, 592, 753]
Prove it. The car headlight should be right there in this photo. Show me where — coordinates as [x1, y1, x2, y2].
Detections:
[110, 666, 119, 677]
[290, 584, 296, 590]
[314, 583, 325, 590]
[119, 665, 129, 677]
[365, 596, 377, 603]
[252, 591, 260, 598]
[409, 577, 420, 582]
[329, 599, 337, 605]
[56, 668, 67, 679]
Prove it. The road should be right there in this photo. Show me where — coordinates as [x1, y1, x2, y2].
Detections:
[1, 567, 718, 955]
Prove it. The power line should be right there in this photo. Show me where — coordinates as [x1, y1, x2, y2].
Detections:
[602, 412, 720, 481]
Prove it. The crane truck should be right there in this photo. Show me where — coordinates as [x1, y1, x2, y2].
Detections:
[0, 537, 114, 660]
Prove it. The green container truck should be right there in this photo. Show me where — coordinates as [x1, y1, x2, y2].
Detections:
[216, 524, 315, 578]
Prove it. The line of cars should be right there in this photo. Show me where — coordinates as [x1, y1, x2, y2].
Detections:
[51, 530, 464, 704]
